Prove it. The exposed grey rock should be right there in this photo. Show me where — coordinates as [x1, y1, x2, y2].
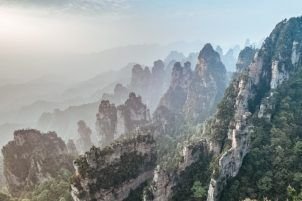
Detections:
[207, 17, 302, 201]
[184, 44, 227, 122]
[77, 120, 93, 153]
[150, 166, 174, 201]
[155, 43, 227, 124]
[2, 129, 74, 196]
[71, 131, 156, 201]
[96, 93, 151, 147]
[236, 47, 257, 72]
[157, 61, 193, 114]
[151, 140, 210, 201]
[96, 100, 117, 147]
[116, 92, 151, 137]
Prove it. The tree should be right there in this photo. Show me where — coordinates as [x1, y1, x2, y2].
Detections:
[294, 141, 302, 157]
[257, 176, 272, 195]
[191, 181, 206, 200]
[287, 186, 302, 201]
[0, 193, 11, 201]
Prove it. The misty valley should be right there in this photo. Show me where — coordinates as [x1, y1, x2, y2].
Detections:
[1, 1, 302, 201]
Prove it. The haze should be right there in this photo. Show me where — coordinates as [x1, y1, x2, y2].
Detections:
[0, 0, 301, 83]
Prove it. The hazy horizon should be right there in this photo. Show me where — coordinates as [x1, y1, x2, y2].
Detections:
[1, 0, 302, 82]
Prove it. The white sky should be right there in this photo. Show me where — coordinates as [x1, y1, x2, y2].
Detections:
[0, 0, 301, 54]
[0, 0, 301, 82]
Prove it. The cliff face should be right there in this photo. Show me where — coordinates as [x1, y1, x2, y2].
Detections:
[158, 61, 193, 114]
[77, 120, 93, 153]
[149, 17, 302, 201]
[70, 131, 156, 201]
[2, 129, 74, 196]
[149, 60, 166, 110]
[96, 100, 118, 147]
[130, 61, 167, 112]
[184, 44, 227, 122]
[130, 64, 151, 95]
[96, 93, 151, 147]
[116, 92, 151, 136]
[236, 47, 257, 72]
[206, 17, 302, 200]
[102, 60, 167, 113]
[156, 44, 227, 124]
[150, 140, 211, 201]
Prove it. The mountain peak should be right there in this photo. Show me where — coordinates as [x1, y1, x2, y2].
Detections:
[198, 43, 219, 61]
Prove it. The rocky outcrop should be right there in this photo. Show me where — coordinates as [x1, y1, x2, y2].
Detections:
[129, 61, 168, 112]
[149, 17, 302, 201]
[102, 60, 168, 113]
[116, 92, 151, 136]
[206, 17, 302, 200]
[96, 93, 151, 147]
[207, 72, 253, 201]
[184, 44, 227, 122]
[148, 60, 167, 111]
[77, 120, 93, 153]
[130, 64, 151, 95]
[150, 166, 174, 201]
[2, 129, 74, 196]
[156, 44, 227, 124]
[158, 61, 193, 114]
[70, 131, 156, 201]
[236, 47, 257, 72]
[150, 139, 211, 201]
[96, 100, 117, 147]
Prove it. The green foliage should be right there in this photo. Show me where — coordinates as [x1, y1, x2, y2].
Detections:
[0, 192, 12, 201]
[191, 181, 206, 200]
[29, 170, 72, 201]
[156, 122, 196, 171]
[30, 178, 72, 201]
[7, 169, 73, 201]
[257, 176, 273, 194]
[205, 75, 241, 150]
[79, 151, 156, 195]
[171, 151, 212, 201]
[294, 141, 302, 156]
[288, 186, 302, 201]
[221, 70, 302, 200]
